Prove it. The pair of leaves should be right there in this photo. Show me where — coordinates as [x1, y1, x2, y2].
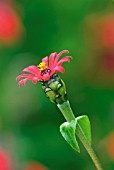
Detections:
[60, 115, 91, 153]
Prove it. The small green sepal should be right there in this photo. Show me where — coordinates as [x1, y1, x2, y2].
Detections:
[60, 119, 80, 152]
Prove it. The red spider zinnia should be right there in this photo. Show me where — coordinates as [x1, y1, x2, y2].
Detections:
[16, 50, 72, 87]
[17, 50, 72, 104]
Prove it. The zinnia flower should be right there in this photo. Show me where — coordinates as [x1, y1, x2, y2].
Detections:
[17, 50, 72, 104]
[16, 50, 72, 87]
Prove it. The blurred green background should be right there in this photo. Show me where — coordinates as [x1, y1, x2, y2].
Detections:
[0, 0, 114, 169]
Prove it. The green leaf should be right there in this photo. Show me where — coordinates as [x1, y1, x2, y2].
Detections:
[60, 115, 91, 153]
[60, 120, 80, 152]
[76, 115, 91, 145]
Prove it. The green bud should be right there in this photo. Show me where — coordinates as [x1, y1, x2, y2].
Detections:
[41, 74, 67, 104]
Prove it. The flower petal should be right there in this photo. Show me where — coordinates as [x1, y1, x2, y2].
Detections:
[32, 77, 39, 84]
[54, 66, 65, 73]
[49, 52, 57, 70]
[54, 50, 69, 66]
[16, 75, 23, 81]
[57, 56, 72, 66]
[42, 56, 49, 67]
[16, 73, 42, 87]
[22, 65, 40, 75]
[42, 73, 51, 81]
[18, 78, 28, 87]
[16, 74, 36, 81]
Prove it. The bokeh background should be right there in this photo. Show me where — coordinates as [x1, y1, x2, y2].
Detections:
[0, 0, 114, 169]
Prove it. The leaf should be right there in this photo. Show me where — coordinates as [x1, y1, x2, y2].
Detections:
[60, 120, 80, 152]
[60, 115, 91, 153]
[76, 115, 91, 145]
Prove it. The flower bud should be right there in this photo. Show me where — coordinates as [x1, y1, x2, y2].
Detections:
[41, 74, 67, 104]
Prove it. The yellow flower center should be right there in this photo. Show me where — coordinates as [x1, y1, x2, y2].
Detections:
[38, 62, 47, 71]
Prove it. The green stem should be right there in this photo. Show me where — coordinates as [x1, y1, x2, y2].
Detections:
[57, 100, 103, 170]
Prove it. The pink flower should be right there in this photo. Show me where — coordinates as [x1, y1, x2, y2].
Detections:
[0, 147, 11, 170]
[0, 2, 24, 45]
[16, 50, 72, 87]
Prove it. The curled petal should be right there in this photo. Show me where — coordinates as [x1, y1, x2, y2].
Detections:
[57, 56, 72, 66]
[17, 74, 31, 81]
[16, 74, 42, 87]
[49, 52, 57, 70]
[16, 75, 23, 81]
[54, 50, 69, 66]
[22, 65, 40, 75]
[42, 56, 48, 67]
[54, 66, 65, 73]
[16, 74, 38, 81]
[32, 77, 39, 84]
[18, 78, 28, 87]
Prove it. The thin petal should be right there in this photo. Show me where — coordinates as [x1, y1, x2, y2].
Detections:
[16, 75, 23, 81]
[16, 74, 37, 81]
[49, 52, 57, 70]
[18, 78, 28, 87]
[32, 77, 39, 84]
[54, 50, 69, 66]
[54, 66, 65, 73]
[42, 56, 49, 67]
[17, 73, 42, 87]
[57, 56, 72, 66]
[22, 65, 40, 75]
